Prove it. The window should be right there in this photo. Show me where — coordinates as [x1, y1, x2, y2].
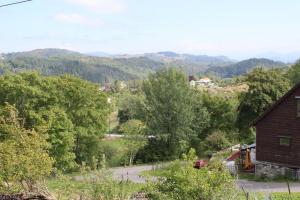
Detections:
[298, 99, 300, 117]
[296, 97, 300, 117]
[279, 136, 291, 146]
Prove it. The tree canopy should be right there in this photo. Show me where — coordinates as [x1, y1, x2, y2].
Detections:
[236, 68, 290, 137]
[0, 72, 110, 172]
[142, 68, 194, 159]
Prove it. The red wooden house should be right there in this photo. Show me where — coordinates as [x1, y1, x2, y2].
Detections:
[253, 82, 300, 178]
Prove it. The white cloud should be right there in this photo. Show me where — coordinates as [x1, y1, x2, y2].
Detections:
[54, 13, 103, 27]
[65, 0, 126, 13]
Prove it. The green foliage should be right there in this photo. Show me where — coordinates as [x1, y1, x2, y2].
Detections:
[200, 131, 231, 156]
[201, 92, 238, 135]
[0, 72, 110, 171]
[188, 90, 237, 155]
[134, 69, 239, 162]
[117, 91, 145, 123]
[46, 170, 142, 200]
[236, 68, 290, 138]
[206, 58, 286, 78]
[1, 49, 164, 84]
[120, 120, 147, 165]
[287, 60, 300, 85]
[144, 161, 237, 200]
[42, 108, 77, 172]
[0, 104, 53, 193]
[190, 90, 211, 140]
[99, 139, 128, 167]
[142, 68, 194, 159]
[88, 170, 136, 200]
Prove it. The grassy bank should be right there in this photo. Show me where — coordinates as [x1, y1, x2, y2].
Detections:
[46, 171, 143, 200]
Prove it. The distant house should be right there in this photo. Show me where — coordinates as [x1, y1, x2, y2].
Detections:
[253, 82, 300, 178]
[198, 77, 212, 84]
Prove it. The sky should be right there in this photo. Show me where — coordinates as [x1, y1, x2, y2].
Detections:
[1, 0, 300, 60]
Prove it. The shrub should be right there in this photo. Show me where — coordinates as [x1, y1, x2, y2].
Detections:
[200, 130, 231, 157]
[0, 104, 53, 193]
[144, 159, 237, 200]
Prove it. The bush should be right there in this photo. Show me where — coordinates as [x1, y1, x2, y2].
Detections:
[99, 139, 129, 167]
[136, 138, 172, 163]
[143, 158, 237, 200]
[0, 104, 53, 194]
[200, 131, 231, 157]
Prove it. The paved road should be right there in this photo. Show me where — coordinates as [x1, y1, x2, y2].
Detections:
[112, 165, 155, 183]
[111, 164, 300, 192]
[237, 179, 300, 192]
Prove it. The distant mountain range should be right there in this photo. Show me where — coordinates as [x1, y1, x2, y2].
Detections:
[0, 49, 292, 83]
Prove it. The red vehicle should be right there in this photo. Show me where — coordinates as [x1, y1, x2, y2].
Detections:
[194, 160, 207, 169]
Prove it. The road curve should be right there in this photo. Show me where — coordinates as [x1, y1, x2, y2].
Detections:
[112, 165, 155, 183]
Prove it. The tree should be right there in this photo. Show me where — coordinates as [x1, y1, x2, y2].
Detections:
[189, 90, 211, 153]
[52, 75, 110, 167]
[119, 119, 146, 165]
[201, 92, 238, 135]
[0, 72, 110, 170]
[40, 107, 77, 172]
[287, 60, 300, 85]
[0, 104, 53, 193]
[117, 91, 145, 123]
[236, 68, 290, 138]
[142, 68, 193, 159]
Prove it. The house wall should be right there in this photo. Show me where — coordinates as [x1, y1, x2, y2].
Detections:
[255, 161, 300, 179]
[256, 86, 300, 167]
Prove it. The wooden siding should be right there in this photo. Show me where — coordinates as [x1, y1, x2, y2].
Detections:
[256, 86, 300, 167]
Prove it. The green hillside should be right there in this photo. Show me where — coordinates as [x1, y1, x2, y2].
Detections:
[0, 49, 165, 83]
[0, 49, 289, 83]
[205, 58, 287, 78]
[0, 49, 234, 83]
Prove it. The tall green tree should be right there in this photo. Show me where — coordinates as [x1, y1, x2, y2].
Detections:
[142, 68, 193, 159]
[287, 61, 300, 85]
[40, 107, 77, 172]
[189, 90, 211, 152]
[51, 75, 110, 166]
[236, 68, 290, 138]
[120, 119, 146, 165]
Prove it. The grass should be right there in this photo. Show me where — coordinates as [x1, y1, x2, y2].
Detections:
[140, 162, 171, 177]
[46, 171, 143, 200]
[237, 192, 300, 200]
[47, 174, 300, 200]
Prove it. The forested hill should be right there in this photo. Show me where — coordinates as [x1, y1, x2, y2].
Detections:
[205, 58, 287, 78]
[0, 49, 235, 83]
[0, 49, 165, 83]
[0, 49, 288, 83]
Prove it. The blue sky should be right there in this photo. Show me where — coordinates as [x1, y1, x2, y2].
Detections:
[1, 0, 300, 59]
